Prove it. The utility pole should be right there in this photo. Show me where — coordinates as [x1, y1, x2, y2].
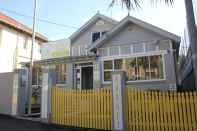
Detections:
[28, 0, 37, 115]
[185, 0, 197, 90]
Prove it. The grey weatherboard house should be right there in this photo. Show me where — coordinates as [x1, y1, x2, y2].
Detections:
[40, 13, 181, 91]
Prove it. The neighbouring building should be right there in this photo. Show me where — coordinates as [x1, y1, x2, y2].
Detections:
[0, 12, 48, 115]
[38, 13, 180, 93]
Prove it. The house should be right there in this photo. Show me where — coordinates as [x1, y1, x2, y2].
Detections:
[37, 13, 180, 93]
[0, 12, 48, 115]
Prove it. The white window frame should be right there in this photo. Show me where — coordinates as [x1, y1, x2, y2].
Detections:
[101, 52, 166, 84]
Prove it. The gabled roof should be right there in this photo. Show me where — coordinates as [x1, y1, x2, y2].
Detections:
[88, 15, 181, 50]
[69, 13, 118, 41]
[0, 12, 48, 42]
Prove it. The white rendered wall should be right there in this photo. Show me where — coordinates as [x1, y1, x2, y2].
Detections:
[0, 27, 42, 73]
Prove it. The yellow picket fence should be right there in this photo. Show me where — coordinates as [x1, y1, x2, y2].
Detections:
[51, 87, 112, 130]
[126, 88, 197, 131]
[51, 87, 197, 130]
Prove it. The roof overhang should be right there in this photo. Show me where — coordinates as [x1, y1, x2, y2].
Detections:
[22, 55, 97, 67]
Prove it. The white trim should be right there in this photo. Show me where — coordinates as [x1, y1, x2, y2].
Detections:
[162, 54, 166, 80]
[78, 45, 81, 56]
[101, 50, 167, 61]
[99, 42, 168, 59]
[103, 79, 166, 85]
[56, 84, 67, 87]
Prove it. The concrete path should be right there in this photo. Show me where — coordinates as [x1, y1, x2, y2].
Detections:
[0, 115, 102, 131]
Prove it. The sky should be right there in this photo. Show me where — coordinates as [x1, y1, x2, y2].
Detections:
[0, 0, 186, 41]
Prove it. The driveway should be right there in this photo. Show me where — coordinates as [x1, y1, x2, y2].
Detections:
[0, 115, 102, 131]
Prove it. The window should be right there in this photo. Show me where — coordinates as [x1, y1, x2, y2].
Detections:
[120, 45, 131, 55]
[92, 31, 107, 43]
[109, 46, 119, 56]
[133, 43, 144, 53]
[23, 37, 28, 49]
[56, 64, 67, 84]
[103, 60, 113, 82]
[103, 55, 164, 82]
[123, 58, 137, 81]
[92, 32, 100, 42]
[150, 55, 164, 79]
[114, 59, 122, 70]
[137, 56, 150, 80]
[145, 43, 157, 52]
[100, 48, 108, 57]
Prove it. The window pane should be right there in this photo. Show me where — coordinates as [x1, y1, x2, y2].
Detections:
[104, 60, 113, 70]
[150, 55, 164, 79]
[109, 46, 119, 56]
[137, 56, 150, 80]
[123, 58, 137, 81]
[100, 48, 108, 56]
[114, 59, 122, 70]
[145, 43, 157, 52]
[133, 43, 144, 53]
[92, 32, 100, 42]
[56, 64, 67, 84]
[120, 45, 131, 55]
[104, 71, 111, 81]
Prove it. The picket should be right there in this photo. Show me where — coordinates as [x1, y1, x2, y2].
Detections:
[51, 87, 197, 131]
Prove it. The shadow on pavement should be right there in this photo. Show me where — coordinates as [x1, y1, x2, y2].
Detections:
[0, 115, 105, 131]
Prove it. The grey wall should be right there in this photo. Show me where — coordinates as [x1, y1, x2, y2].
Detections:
[71, 18, 114, 47]
[0, 72, 14, 115]
[98, 23, 177, 91]
[101, 23, 170, 48]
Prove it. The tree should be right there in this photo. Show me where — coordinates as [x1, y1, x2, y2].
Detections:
[111, 0, 197, 90]
[110, 0, 174, 10]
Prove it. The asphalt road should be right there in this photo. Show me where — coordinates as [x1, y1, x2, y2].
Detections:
[0, 115, 102, 131]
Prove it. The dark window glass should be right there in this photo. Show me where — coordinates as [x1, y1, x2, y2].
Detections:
[102, 31, 107, 35]
[104, 71, 111, 81]
[114, 59, 122, 70]
[104, 60, 113, 70]
[92, 32, 100, 42]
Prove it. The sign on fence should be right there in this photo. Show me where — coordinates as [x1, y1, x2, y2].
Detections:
[112, 71, 126, 131]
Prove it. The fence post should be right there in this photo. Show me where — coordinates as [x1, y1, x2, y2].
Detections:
[41, 65, 56, 122]
[111, 71, 126, 131]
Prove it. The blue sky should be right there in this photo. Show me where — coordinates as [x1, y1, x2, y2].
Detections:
[0, 0, 186, 41]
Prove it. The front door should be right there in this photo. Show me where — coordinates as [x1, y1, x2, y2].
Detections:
[81, 66, 93, 90]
